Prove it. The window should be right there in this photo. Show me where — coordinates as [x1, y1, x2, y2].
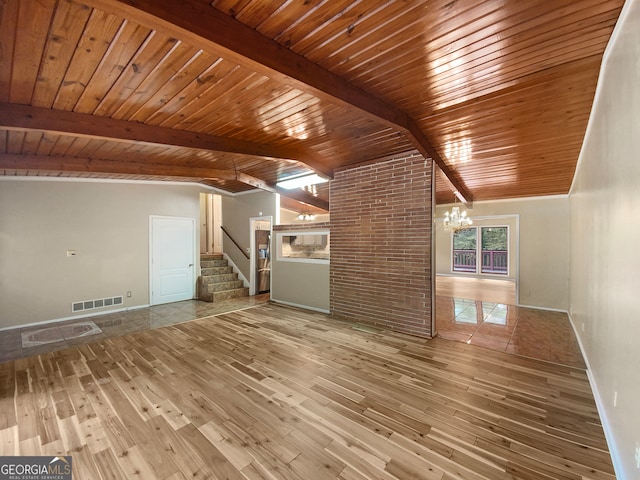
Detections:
[480, 226, 508, 274]
[452, 226, 508, 275]
[276, 231, 330, 263]
[452, 227, 477, 273]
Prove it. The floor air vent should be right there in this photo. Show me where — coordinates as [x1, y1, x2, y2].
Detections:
[72, 295, 123, 313]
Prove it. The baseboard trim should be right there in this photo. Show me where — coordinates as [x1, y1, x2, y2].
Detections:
[222, 253, 250, 288]
[270, 298, 330, 314]
[515, 303, 568, 313]
[0, 304, 151, 333]
[566, 312, 624, 479]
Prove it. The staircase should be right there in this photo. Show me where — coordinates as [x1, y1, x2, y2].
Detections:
[197, 254, 249, 302]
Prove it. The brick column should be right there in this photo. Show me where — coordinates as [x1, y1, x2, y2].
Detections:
[330, 156, 433, 337]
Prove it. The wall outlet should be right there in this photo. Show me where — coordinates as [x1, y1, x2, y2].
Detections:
[635, 442, 640, 469]
[581, 322, 585, 332]
[613, 391, 617, 407]
[127, 291, 132, 298]
[66, 249, 77, 257]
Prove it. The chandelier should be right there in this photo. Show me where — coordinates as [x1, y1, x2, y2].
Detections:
[297, 213, 316, 221]
[443, 206, 473, 233]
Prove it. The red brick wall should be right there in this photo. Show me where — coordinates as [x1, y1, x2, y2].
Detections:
[330, 156, 433, 337]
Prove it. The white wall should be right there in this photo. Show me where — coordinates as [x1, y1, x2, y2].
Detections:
[569, 0, 640, 476]
[435, 196, 569, 310]
[0, 179, 203, 329]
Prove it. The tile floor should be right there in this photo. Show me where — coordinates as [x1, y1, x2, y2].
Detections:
[1, 293, 585, 369]
[435, 295, 585, 368]
[0, 294, 270, 364]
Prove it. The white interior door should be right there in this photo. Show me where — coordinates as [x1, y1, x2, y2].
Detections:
[150, 216, 196, 305]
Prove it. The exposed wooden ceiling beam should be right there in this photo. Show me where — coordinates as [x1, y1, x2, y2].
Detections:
[0, 103, 332, 178]
[83, 0, 472, 203]
[275, 187, 329, 212]
[0, 154, 330, 209]
[0, 153, 275, 189]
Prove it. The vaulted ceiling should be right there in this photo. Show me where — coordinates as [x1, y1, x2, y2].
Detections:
[0, 0, 625, 211]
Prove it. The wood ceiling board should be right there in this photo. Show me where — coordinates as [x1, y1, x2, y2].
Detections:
[6, 0, 56, 104]
[0, 0, 19, 102]
[317, 0, 615, 89]
[72, 21, 155, 114]
[31, 0, 94, 108]
[179, 73, 273, 133]
[226, 0, 616, 204]
[139, 58, 234, 127]
[0, 103, 331, 176]
[269, 2, 410, 59]
[116, 48, 221, 124]
[92, 33, 188, 118]
[0, 153, 274, 189]
[0, 128, 307, 188]
[288, 1, 430, 66]
[261, 0, 364, 49]
[275, 187, 329, 212]
[20, 1, 339, 157]
[2, 0, 623, 203]
[279, 196, 329, 217]
[51, 9, 125, 111]
[417, 54, 604, 119]
[81, 0, 409, 128]
[1, 126, 301, 171]
[346, 7, 618, 119]
[80, 0, 471, 201]
[149, 64, 263, 128]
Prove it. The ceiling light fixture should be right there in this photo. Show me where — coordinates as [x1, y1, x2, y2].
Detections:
[276, 173, 328, 190]
[297, 213, 316, 221]
[443, 205, 472, 233]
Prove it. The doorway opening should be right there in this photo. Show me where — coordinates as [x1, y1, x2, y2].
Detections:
[199, 193, 222, 254]
[250, 217, 272, 295]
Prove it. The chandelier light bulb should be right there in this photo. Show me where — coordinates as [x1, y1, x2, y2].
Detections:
[443, 206, 472, 232]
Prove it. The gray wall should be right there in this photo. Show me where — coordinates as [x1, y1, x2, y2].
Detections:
[0, 179, 203, 329]
[221, 191, 277, 280]
[279, 209, 330, 224]
[569, 0, 640, 476]
[271, 252, 330, 312]
[435, 196, 569, 311]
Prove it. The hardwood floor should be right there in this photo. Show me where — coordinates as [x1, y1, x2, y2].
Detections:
[0, 303, 614, 479]
[435, 276, 517, 305]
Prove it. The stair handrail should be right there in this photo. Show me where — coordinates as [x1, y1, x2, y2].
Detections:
[220, 226, 250, 259]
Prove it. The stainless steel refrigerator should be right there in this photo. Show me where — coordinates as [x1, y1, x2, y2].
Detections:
[255, 230, 270, 294]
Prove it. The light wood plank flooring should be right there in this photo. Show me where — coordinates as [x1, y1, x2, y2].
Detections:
[0, 303, 613, 479]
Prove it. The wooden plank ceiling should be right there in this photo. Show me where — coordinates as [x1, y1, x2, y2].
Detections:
[0, 0, 624, 209]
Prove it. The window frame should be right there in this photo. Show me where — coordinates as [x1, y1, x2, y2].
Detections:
[451, 224, 510, 277]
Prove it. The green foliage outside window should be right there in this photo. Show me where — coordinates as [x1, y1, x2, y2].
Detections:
[453, 228, 476, 250]
[481, 227, 508, 251]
